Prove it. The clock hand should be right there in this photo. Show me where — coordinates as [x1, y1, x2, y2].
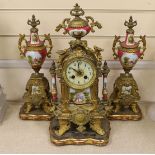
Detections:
[78, 62, 80, 69]
[71, 67, 79, 73]
[71, 67, 83, 76]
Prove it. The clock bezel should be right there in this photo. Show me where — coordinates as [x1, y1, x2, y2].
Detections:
[62, 57, 97, 90]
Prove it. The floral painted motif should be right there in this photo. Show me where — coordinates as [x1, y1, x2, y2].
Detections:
[26, 46, 47, 65]
[66, 26, 91, 38]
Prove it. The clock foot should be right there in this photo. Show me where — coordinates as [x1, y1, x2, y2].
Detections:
[90, 119, 105, 135]
[24, 102, 33, 114]
[55, 119, 70, 136]
[114, 104, 121, 113]
[130, 103, 139, 113]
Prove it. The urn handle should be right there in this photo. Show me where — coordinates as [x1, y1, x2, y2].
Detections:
[43, 33, 53, 58]
[85, 16, 102, 32]
[112, 35, 121, 59]
[55, 18, 71, 34]
[138, 35, 146, 59]
[18, 34, 28, 57]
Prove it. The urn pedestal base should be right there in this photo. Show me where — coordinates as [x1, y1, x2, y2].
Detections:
[108, 104, 142, 121]
[19, 73, 54, 121]
[49, 118, 110, 146]
[19, 105, 53, 121]
[110, 73, 142, 121]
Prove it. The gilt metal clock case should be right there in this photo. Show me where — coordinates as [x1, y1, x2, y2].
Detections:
[49, 3, 111, 146]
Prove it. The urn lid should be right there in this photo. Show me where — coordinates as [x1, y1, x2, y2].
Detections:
[68, 3, 89, 28]
[27, 15, 44, 48]
[120, 16, 139, 49]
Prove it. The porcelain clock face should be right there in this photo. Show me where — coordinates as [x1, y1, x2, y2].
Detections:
[63, 58, 96, 89]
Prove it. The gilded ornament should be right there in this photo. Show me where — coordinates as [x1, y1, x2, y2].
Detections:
[18, 15, 54, 120]
[109, 16, 146, 120]
[49, 4, 111, 146]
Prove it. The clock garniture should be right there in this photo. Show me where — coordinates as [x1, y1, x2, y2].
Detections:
[109, 16, 146, 120]
[18, 15, 54, 120]
[49, 4, 111, 146]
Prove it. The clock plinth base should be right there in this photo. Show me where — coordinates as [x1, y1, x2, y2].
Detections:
[108, 104, 142, 121]
[49, 118, 110, 146]
[19, 105, 53, 121]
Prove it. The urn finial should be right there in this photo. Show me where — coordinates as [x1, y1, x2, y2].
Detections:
[27, 15, 40, 33]
[70, 3, 85, 17]
[124, 16, 137, 34]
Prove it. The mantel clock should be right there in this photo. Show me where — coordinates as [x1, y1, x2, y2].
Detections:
[49, 4, 111, 146]
[18, 15, 54, 120]
[109, 16, 146, 120]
